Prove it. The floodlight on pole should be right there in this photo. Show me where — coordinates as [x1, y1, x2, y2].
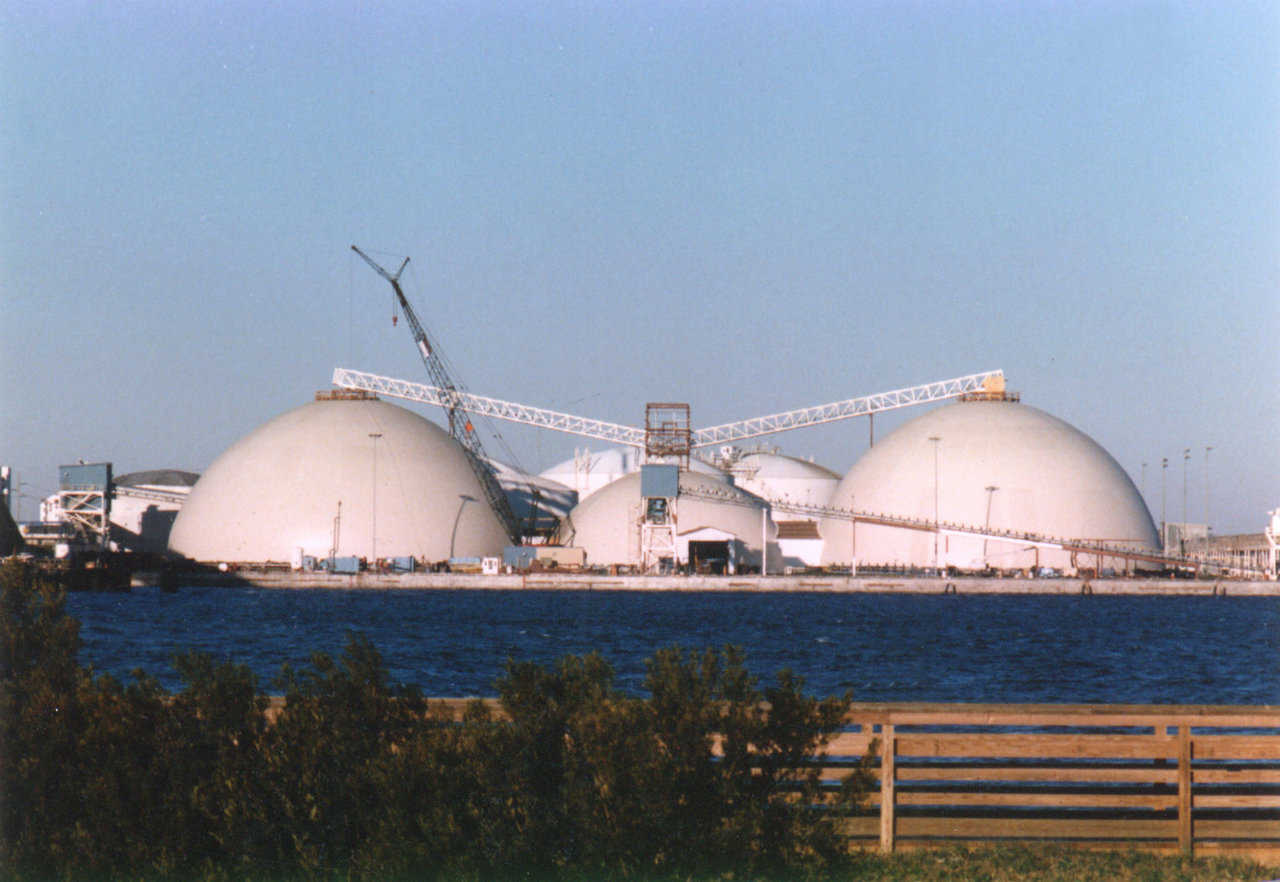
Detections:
[369, 433, 382, 566]
[929, 435, 942, 576]
[1204, 445, 1213, 557]
[1182, 448, 1190, 526]
[1161, 457, 1168, 536]
[983, 485, 998, 569]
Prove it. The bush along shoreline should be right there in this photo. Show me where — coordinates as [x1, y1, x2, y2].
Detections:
[2, 561, 873, 881]
[2, 560, 1274, 882]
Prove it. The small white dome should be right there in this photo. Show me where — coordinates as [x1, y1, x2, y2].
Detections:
[556, 469, 778, 571]
[541, 446, 725, 501]
[726, 451, 840, 508]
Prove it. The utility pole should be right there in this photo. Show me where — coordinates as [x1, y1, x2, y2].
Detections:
[1182, 448, 1190, 526]
[849, 493, 857, 578]
[929, 435, 942, 576]
[983, 485, 998, 569]
[1204, 445, 1213, 558]
[369, 432, 382, 566]
[1161, 457, 1168, 540]
[761, 507, 768, 579]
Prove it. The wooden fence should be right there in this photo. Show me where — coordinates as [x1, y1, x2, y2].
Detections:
[824, 704, 1280, 862]
[310, 698, 1280, 861]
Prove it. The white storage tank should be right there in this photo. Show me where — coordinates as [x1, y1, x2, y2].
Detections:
[169, 392, 508, 564]
[555, 468, 780, 573]
[820, 397, 1160, 573]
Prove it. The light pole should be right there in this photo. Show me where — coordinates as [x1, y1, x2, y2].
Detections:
[1182, 448, 1190, 527]
[983, 485, 998, 570]
[13, 480, 31, 523]
[1161, 457, 1168, 541]
[450, 494, 475, 559]
[849, 493, 856, 578]
[752, 506, 762, 581]
[929, 435, 942, 576]
[369, 433, 382, 566]
[1204, 445, 1213, 558]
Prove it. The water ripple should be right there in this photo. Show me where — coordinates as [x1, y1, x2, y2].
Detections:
[64, 587, 1280, 703]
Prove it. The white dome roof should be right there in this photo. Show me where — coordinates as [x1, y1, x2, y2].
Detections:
[556, 469, 777, 569]
[169, 395, 509, 563]
[541, 446, 725, 501]
[820, 399, 1158, 571]
[727, 451, 840, 507]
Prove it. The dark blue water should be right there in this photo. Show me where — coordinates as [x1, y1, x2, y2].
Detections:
[67, 587, 1280, 704]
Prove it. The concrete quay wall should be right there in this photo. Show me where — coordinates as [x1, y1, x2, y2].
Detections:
[159, 571, 1280, 595]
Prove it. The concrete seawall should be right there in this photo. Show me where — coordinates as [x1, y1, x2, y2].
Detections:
[144, 571, 1280, 595]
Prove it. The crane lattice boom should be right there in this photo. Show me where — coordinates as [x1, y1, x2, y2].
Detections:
[350, 246, 522, 543]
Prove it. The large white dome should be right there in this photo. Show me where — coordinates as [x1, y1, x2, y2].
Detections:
[820, 399, 1159, 572]
[169, 394, 509, 564]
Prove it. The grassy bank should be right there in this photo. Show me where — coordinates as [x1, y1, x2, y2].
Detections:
[843, 845, 1275, 881]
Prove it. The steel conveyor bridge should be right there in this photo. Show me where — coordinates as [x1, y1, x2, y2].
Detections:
[331, 366, 1004, 449]
[678, 485, 1263, 578]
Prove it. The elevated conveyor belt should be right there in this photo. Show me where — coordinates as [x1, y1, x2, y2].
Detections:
[678, 485, 1267, 578]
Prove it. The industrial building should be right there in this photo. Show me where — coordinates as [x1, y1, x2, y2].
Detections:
[18, 247, 1237, 581]
[11, 380, 1270, 579]
[10, 355, 1268, 580]
[819, 389, 1161, 573]
[110, 470, 198, 552]
[711, 446, 841, 507]
[554, 467, 778, 574]
[487, 458, 576, 538]
[155, 369, 1256, 578]
[1165, 513, 1280, 576]
[168, 390, 509, 565]
[541, 447, 727, 501]
[7, 245, 1272, 581]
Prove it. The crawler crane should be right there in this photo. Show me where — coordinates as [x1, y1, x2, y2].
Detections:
[350, 245, 522, 543]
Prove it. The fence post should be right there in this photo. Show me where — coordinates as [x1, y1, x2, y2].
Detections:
[1178, 723, 1192, 857]
[880, 722, 896, 853]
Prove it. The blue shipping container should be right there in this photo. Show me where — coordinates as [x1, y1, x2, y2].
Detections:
[503, 546, 538, 569]
[332, 556, 362, 574]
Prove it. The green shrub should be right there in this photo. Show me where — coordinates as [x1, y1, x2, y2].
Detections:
[0, 561, 872, 881]
[1, 560, 92, 878]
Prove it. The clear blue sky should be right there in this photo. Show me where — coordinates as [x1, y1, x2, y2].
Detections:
[3, 1, 1276, 534]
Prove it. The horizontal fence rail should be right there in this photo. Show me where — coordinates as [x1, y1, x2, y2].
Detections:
[268, 699, 1280, 861]
[822, 704, 1280, 862]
